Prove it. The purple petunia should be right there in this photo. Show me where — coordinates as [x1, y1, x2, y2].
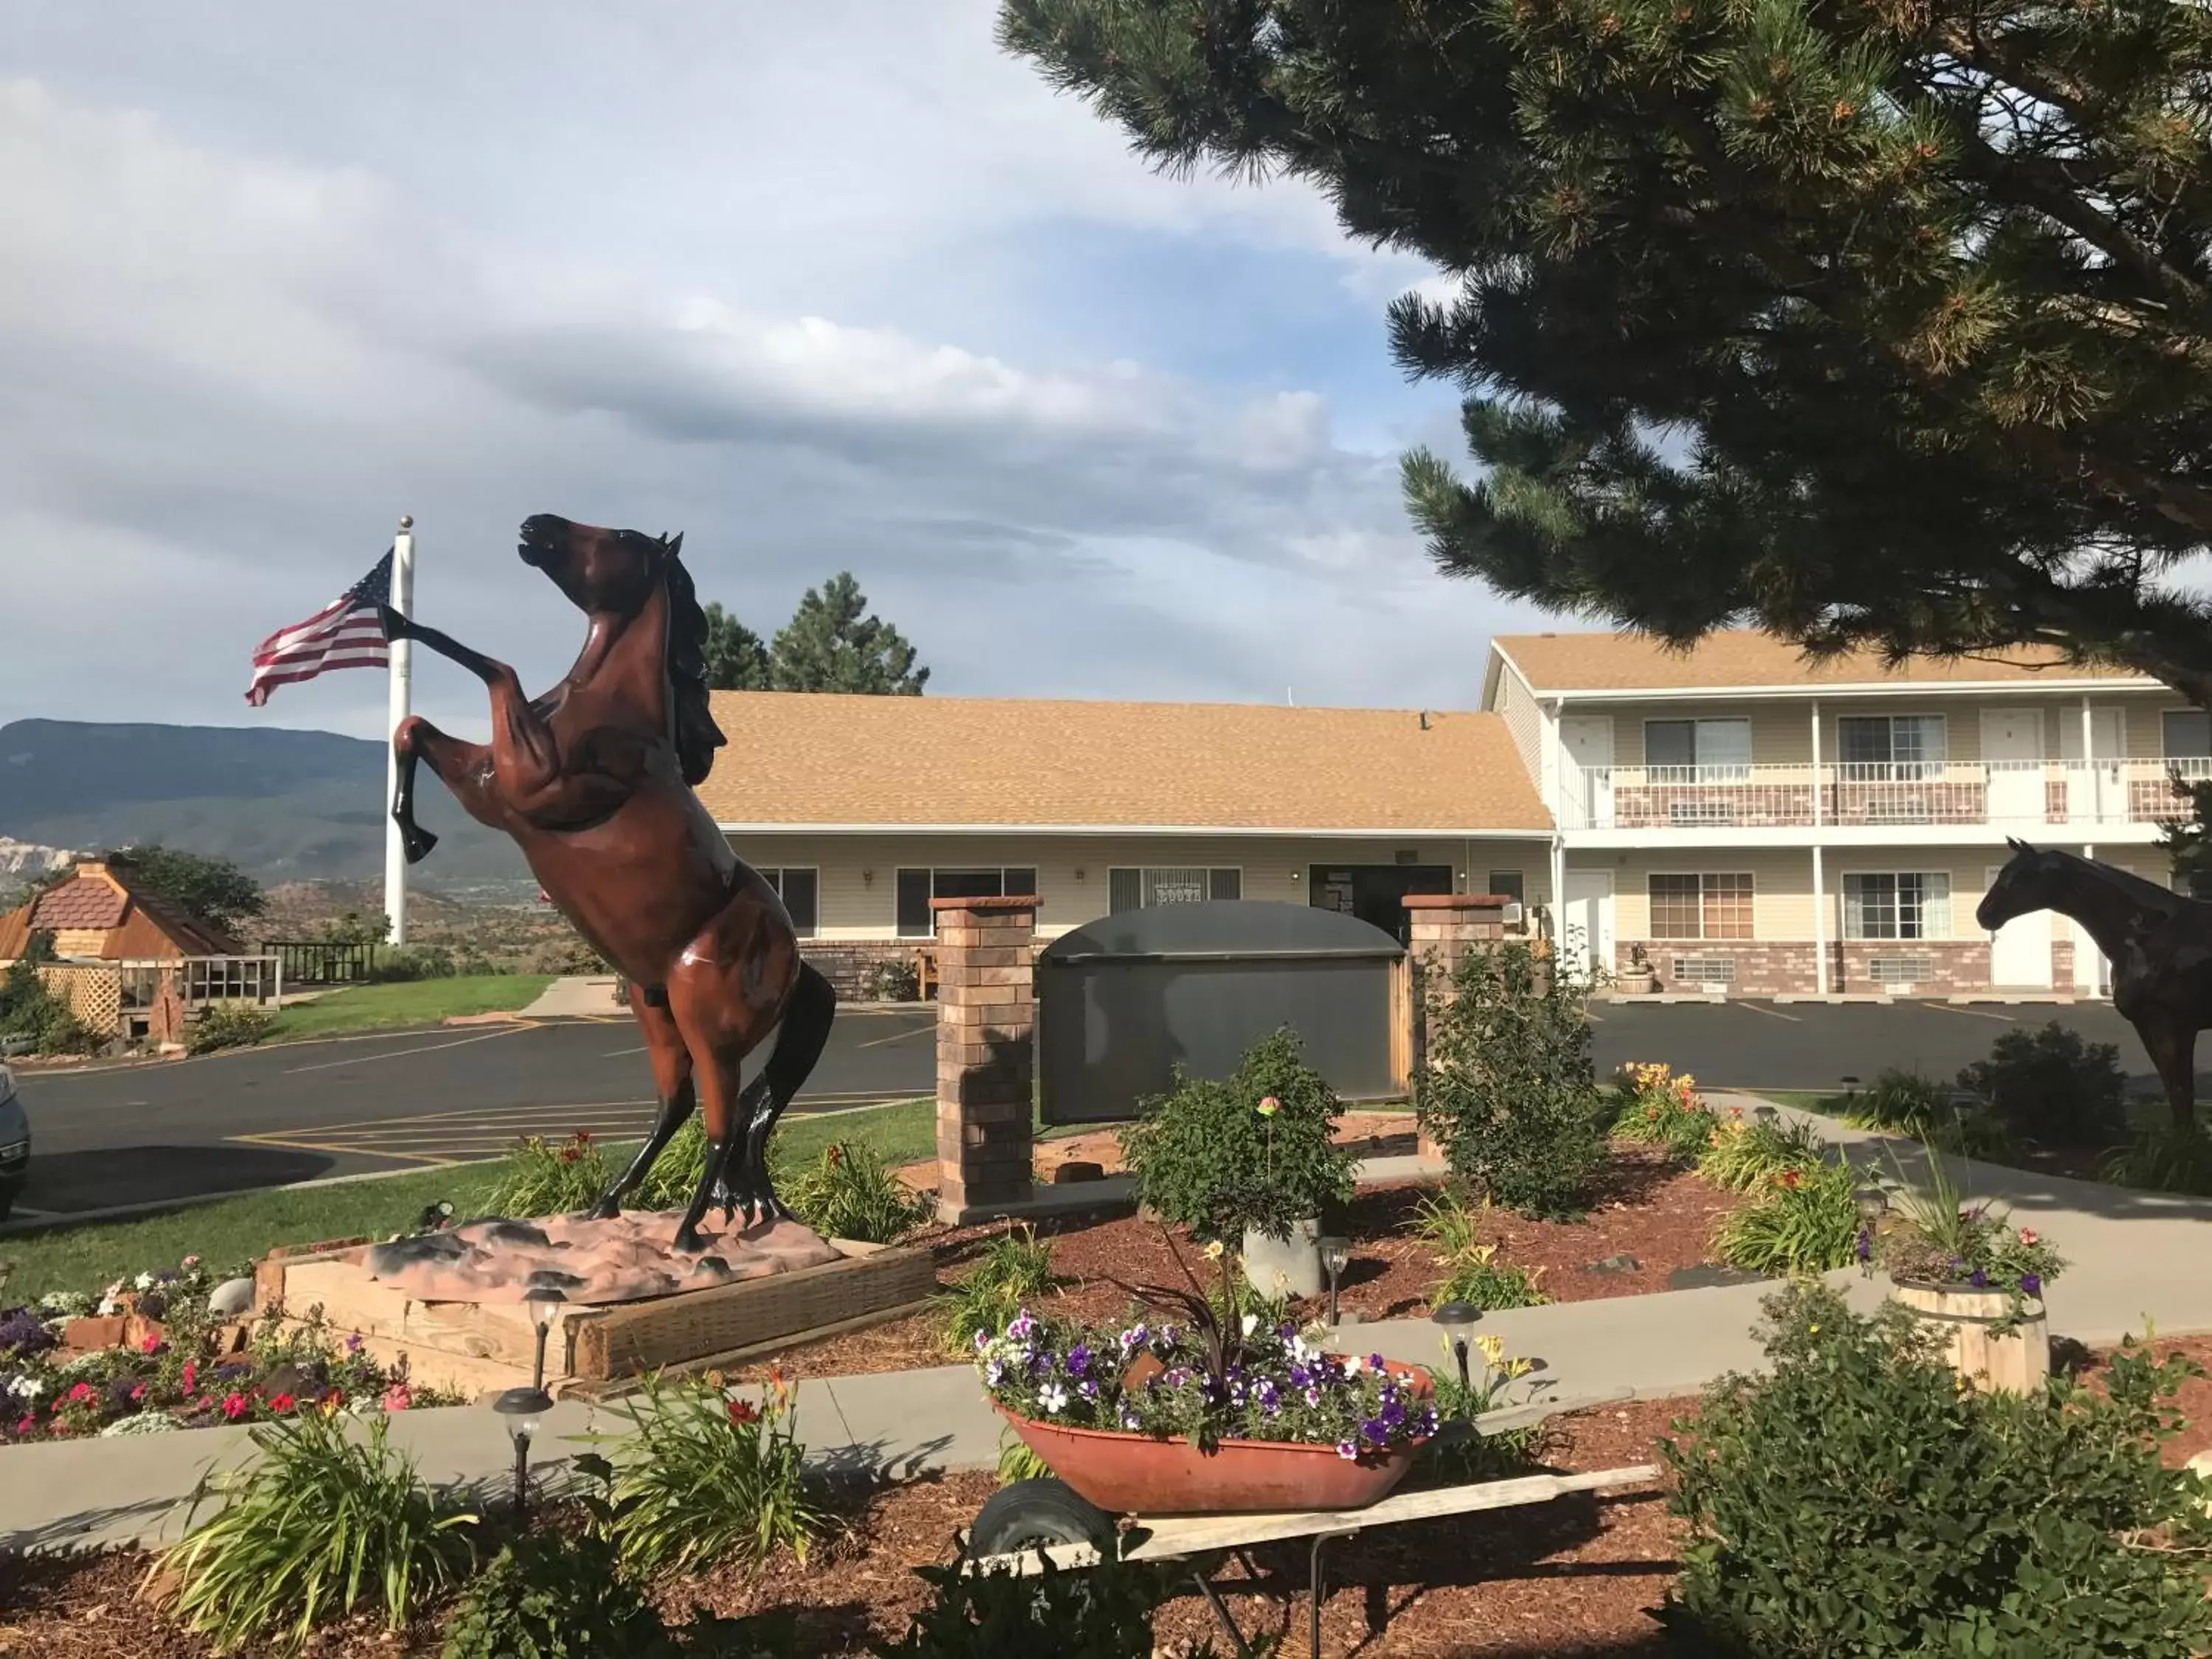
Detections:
[1381, 1399, 1407, 1429]
[1969, 1268, 1989, 1289]
[1335, 1439, 1359, 1461]
[2020, 1273, 2042, 1296]
[1065, 1343, 1091, 1378]
[1360, 1417, 1388, 1446]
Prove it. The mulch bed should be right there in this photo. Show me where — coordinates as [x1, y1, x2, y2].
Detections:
[0, 1397, 1695, 1658]
[732, 1146, 1745, 1385]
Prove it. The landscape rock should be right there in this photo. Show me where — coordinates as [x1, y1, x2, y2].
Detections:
[1666, 1264, 1768, 1291]
[206, 1276, 257, 1318]
[1051, 1161, 1107, 1185]
[1586, 1254, 1641, 1275]
[365, 1208, 841, 1304]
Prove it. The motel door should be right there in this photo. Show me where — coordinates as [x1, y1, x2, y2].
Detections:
[1983, 864, 2052, 989]
[1559, 869, 1615, 984]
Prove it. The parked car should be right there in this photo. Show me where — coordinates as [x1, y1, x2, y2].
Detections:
[0, 1062, 27, 1222]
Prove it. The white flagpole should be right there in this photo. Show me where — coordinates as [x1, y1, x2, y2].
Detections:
[384, 515, 415, 947]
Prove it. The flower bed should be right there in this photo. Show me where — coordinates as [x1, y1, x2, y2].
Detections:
[1, 1256, 458, 1444]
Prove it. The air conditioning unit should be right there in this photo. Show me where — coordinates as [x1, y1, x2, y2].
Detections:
[1670, 956, 1737, 994]
[1868, 956, 1934, 993]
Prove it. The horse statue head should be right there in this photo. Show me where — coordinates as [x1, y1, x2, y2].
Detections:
[1978, 837, 2062, 931]
[515, 513, 724, 786]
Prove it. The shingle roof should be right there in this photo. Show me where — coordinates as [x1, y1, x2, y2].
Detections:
[28, 877, 128, 931]
[1494, 630, 2158, 694]
[695, 693, 1554, 832]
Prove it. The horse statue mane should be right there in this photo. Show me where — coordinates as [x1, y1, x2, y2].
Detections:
[657, 534, 726, 787]
[2028, 841, 2188, 917]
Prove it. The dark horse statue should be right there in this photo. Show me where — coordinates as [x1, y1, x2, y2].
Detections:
[1978, 838, 2212, 1133]
[380, 514, 835, 1253]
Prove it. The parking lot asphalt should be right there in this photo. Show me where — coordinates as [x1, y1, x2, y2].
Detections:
[3, 998, 2168, 1221]
[9, 1007, 937, 1217]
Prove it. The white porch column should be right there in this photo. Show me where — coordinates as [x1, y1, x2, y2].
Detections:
[2081, 695, 2100, 826]
[1548, 837, 1567, 948]
[1812, 844, 1829, 996]
[1809, 699, 1823, 827]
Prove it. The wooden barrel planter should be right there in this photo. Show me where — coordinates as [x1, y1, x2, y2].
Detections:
[1890, 1278, 2049, 1395]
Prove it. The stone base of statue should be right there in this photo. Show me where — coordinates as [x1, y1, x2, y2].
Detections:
[251, 1209, 936, 1400]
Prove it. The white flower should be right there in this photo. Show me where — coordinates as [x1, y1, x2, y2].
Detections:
[100, 1413, 181, 1437]
[1038, 1382, 1069, 1415]
[132, 1273, 155, 1292]
[1240, 1313, 1259, 1337]
[1345, 1354, 1365, 1375]
[7, 1377, 44, 1401]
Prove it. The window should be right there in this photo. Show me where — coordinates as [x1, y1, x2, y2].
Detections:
[2163, 710, 2212, 758]
[1486, 871, 1526, 903]
[757, 867, 818, 939]
[1646, 873, 1754, 940]
[1644, 717, 1753, 776]
[1837, 714, 1947, 776]
[1842, 872, 1952, 940]
[1107, 866, 1241, 914]
[894, 867, 1038, 939]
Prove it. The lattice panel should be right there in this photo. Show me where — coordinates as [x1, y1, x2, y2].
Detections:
[39, 964, 122, 1034]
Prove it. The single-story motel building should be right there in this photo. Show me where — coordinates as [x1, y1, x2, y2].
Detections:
[698, 630, 2205, 1001]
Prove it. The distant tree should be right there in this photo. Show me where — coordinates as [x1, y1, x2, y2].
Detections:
[701, 601, 773, 692]
[108, 845, 266, 936]
[770, 573, 930, 696]
[319, 911, 390, 947]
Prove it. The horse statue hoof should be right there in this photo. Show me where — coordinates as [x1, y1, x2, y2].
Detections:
[673, 1226, 708, 1255]
[585, 1194, 622, 1222]
[401, 826, 439, 863]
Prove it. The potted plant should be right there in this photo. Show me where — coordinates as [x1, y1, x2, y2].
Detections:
[973, 1235, 1437, 1514]
[1863, 1152, 2065, 1394]
[1119, 1030, 1355, 1301]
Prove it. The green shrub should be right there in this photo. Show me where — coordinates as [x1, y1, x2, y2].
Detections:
[937, 1225, 1057, 1355]
[1414, 942, 1606, 1220]
[439, 1528, 687, 1659]
[0, 956, 96, 1055]
[1697, 1113, 1825, 1192]
[184, 1001, 277, 1056]
[777, 1139, 933, 1243]
[1410, 1182, 1483, 1259]
[1711, 1152, 1860, 1275]
[1660, 1281, 2212, 1657]
[369, 944, 459, 982]
[1958, 1020, 2128, 1146]
[1119, 1028, 1356, 1242]
[597, 1370, 820, 1579]
[995, 1427, 1051, 1486]
[1839, 1069, 2011, 1158]
[872, 1553, 1207, 1659]
[477, 1131, 616, 1218]
[1433, 1243, 1548, 1312]
[164, 1409, 477, 1653]
[2100, 1125, 2212, 1195]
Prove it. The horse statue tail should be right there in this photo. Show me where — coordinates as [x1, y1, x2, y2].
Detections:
[659, 535, 726, 787]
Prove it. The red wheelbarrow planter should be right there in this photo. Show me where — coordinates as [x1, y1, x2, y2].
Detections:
[992, 1357, 1436, 1515]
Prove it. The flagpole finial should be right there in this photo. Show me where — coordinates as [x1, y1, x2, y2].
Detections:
[397, 513, 414, 531]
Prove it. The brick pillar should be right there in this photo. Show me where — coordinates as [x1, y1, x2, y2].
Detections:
[1404, 895, 1514, 1159]
[933, 895, 1038, 1222]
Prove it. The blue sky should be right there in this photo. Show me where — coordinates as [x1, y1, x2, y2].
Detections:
[0, 1, 1552, 742]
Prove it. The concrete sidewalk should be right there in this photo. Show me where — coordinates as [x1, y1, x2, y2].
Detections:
[517, 975, 622, 1018]
[8, 1093, 2210, 1557]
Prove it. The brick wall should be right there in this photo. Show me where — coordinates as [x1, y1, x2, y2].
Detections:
[1615, 939, 2005, 995]
[799, 940, 923, 1003]
[931, 896, 1038, 1222]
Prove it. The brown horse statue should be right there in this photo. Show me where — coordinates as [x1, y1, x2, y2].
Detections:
[380, 513, 835, 1253]
[1978, 838, 2212, 1133]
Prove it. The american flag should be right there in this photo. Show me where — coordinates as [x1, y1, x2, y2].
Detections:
[243, 551, 394, 707]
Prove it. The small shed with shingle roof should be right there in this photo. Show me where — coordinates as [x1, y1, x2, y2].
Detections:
[0, 858, 243, 965]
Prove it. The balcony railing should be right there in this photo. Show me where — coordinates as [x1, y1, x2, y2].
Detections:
[1558, 757, 2212, 832]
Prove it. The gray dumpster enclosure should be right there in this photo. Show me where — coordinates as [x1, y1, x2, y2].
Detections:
[1036, 900, 1411, 1124]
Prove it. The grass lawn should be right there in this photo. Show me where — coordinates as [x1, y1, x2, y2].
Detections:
[1, 1095, 938, 1304]
[267, 974, 557, 1040]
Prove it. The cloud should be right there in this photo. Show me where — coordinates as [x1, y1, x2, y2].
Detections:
[0, 26, 1546, 754]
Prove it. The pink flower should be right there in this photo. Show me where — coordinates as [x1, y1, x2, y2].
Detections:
[220, 1392, 248, 1421]
[181, 1361, 196, 1395]
[1256, 1096, 1281, 1119]
[381, 1384, 412, 1413]
[66, 1382, 95, 1405]
[2018, 1228, 2039, 1245]
[181, 1255, 201, 1269]
[267, 1392, 296, 1414]
[141, 1334, 161, 1354]
[129, 1384, 145, 1403]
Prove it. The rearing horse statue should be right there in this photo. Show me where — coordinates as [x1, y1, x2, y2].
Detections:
[1978, 838, 2212, 1133]
[380, 514, 835, 1253]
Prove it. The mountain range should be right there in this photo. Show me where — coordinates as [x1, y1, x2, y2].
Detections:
[0, 719, 529, 890]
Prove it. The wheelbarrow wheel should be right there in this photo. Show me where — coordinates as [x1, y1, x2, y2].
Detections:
[968, 1478, 1116, 1559]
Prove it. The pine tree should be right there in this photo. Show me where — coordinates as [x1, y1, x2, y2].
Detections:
[769, 574, 930, 695]
[701, 602, 773, 691]
[998, 0, 2212, 700]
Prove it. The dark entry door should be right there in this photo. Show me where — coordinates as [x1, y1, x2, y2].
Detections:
[1309, 864, 1455, 942]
